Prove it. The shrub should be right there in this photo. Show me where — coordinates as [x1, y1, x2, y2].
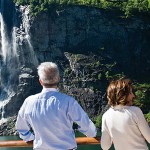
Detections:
[145, 112, 150, 123]
[133, 83, 150, 114]
[95, 113, 102, 129]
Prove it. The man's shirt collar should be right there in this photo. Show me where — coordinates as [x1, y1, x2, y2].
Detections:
[42, 87, 58, 93]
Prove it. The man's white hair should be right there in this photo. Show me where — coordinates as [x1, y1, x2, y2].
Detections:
[37, 62, 60, 85]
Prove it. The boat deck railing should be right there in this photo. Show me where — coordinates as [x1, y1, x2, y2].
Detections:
[0, 137, 100, 147]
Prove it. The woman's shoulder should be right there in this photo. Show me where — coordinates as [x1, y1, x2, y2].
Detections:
[128, 105, 142, 111]
[127, 106, 144, 116]
[102, 107, 113, 117]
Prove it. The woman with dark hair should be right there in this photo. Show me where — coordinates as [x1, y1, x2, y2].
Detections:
[101, 78, 150, 150]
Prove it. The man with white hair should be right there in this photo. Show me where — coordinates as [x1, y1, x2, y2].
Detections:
[16, 62, 97, 150]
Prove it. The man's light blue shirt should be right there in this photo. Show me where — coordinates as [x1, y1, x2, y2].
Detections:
[16, 88, 97, 150]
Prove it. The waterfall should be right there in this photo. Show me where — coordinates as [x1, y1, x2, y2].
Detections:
[0, 0, 17, 88]
[0, 0, 18, 62]
[21, 6, 38, 67]
[1, 105, 4, 119]
[0, 0, 9, 120]
[0, 95, 11, 125]
[12, 27, 18, 59]
[0, 100, 8, 125]
[0, 13, 10, 62]
[0, 1, 38, 121]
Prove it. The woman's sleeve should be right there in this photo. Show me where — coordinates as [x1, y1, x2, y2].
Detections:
[101, 114, 112, 150]
[136, 107, 150, 143]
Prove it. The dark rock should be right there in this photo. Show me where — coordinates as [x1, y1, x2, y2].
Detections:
[0, 2, 150, 135]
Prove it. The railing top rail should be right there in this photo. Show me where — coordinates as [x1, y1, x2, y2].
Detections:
[0, 137, 100, 148]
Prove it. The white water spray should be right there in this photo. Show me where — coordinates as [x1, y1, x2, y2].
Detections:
[22, 6, 38, 67]
[0, 0, 18, 121]
[0, 3, 39, 123]
[0, 100, 9, 125]
[0, 13, 10, 62]
[0, 0, 18, 62]
[12, 27, 18, 58]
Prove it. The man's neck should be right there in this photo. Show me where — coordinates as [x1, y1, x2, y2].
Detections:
[43, 85, 57, 89]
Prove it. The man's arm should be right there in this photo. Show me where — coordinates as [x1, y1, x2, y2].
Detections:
[68, 100, 97, 137]
[16, 100, 35, 142]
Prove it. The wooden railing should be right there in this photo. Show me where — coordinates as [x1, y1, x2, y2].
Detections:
[0, 137, 100, 147]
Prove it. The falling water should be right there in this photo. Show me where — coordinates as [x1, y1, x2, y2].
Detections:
[22, 6, 38, 67]
[0, 2, 18, 119]
[0, 2, 38, 121]
[0, 13, 10, 62]
[12, 26, 18, 59]
[1, 105, 4, 119]
[0, 100, 8, 125]
[0, 0, 8, 121]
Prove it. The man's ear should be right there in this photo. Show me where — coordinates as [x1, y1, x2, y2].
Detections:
[39, 79, 43, 86]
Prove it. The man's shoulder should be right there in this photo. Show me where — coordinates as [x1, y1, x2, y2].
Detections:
[57, 92, 76, 104]
[58, 91, 73, 98]
[25, 93, 41, 101]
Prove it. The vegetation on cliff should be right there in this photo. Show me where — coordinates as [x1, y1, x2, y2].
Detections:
[61, 53, 150, 128]
[12, 0, 150, 128]
[133, 83, 150, 114]
[14, 0, 150, 17]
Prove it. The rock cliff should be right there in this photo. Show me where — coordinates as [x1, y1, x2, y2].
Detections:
[0, 0, 150, 135]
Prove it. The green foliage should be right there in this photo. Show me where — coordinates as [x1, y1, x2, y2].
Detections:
[98, 73, 102, 80]
[13, 0, 150, 17]
[124, 0, 149, 17]
[148, 0, 150, 8]
[145, 112, 150, 123]
[99, 61, 126, 82]
[95, 113, 102, 128]
[105, 71, 125, 81]
[13, 0, 28, 5]
[133, 83, 150, 114]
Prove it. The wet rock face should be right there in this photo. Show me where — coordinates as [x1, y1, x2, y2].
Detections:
[28, 6, 150, 118]
[0, 2, 150, 135]
[30, 6, 150, 81]
[0, 116, 17, 136]
[4, 66, 41, 118]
